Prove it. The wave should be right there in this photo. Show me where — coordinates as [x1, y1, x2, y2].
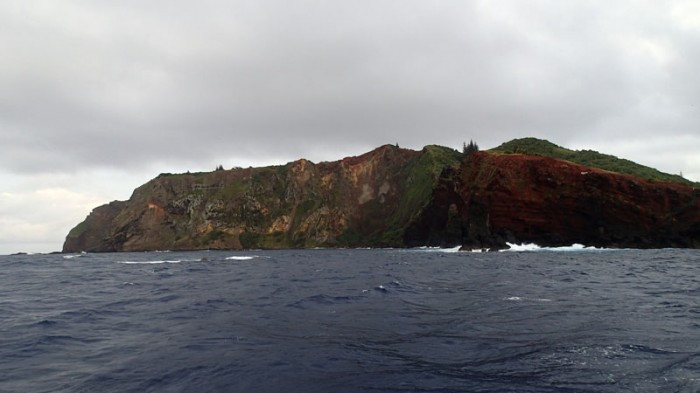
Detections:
[117, 259, 191, 264]
[412, 246, 462, 253]
[225, 256, 259, 260]
[118, 256, 262, 264]
[501, 242, 604, 252]
[504, 296, 553, 302]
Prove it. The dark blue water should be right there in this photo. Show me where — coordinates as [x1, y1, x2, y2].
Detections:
[1, 248, 699, 392]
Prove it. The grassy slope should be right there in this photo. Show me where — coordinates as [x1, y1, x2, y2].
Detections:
[491, 137, 698, 186]
[396, 145, 462, 221]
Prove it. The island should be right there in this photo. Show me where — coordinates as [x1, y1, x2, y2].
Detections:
[63, 138, 700, 252]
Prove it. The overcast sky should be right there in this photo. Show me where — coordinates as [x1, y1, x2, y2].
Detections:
[1, 1, 699, 254]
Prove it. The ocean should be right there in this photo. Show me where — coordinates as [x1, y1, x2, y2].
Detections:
[1, 247, 699, 392]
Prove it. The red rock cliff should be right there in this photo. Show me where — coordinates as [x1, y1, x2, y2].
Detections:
[407, 152, 700, 249]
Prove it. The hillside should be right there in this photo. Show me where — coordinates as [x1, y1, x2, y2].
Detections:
[491, 137, 697, 186]
[63, 140, 700, 252]
[64, 145, 463, 252]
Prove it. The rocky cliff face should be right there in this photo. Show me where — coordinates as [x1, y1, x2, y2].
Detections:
[407, 153, 700, 250]
[64, 144, 462, 252]
[63, 145, 700, 252]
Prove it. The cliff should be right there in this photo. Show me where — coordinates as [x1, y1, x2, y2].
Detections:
[407, 152, 700, 249]
[64, 144, 462, 252]
[63, 142, 700, 252]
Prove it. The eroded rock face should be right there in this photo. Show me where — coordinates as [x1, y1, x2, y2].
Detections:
[62, 200, 127, 253]
[407, 153, 700, 250]
[63, 145, 440, 252]
[63, 147, 700, 252]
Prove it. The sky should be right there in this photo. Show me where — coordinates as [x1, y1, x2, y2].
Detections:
[1, 0, 699, 254]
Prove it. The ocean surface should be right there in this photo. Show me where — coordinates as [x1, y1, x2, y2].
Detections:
[1, 247, 699, 392]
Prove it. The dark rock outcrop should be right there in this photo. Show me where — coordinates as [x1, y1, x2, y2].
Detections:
[63, 144, 700, 252]
[407, 153, 700, 250]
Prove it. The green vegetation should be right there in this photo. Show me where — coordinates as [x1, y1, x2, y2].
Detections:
[492, 137, 698, 186]
[202, 229, 227, 244]
[265, 231, 287, 246]
[337, 227, 363, 246]
[251, 166, 278, 183]
[215, 177, 248, 200]
[296, 199, 317, 218]
[395, 145, 462, 224]
[462, 140, 479, 155]
[239, 231, 260, 248]
[67, 220, 89, 238]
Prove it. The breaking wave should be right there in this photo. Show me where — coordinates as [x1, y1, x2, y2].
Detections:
[118, 260, 185, 264]
[412, 246, 462, 253]
[225, 256, 259, 261]
[502, 242, 604, 252]
[117, 259, 203, 264]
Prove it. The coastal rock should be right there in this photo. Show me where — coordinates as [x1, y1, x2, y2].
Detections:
[63, 142, 700, 252]
[406, 153, 700, 250]
[64, 144, 453, 251]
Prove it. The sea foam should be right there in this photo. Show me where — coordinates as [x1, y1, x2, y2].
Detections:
[502, 243, 603, 252]
[118, 260, 186, 264]
[413, 246, 462, 253]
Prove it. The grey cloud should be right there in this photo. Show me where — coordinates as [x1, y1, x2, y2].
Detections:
[1, 1, 698, 180]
